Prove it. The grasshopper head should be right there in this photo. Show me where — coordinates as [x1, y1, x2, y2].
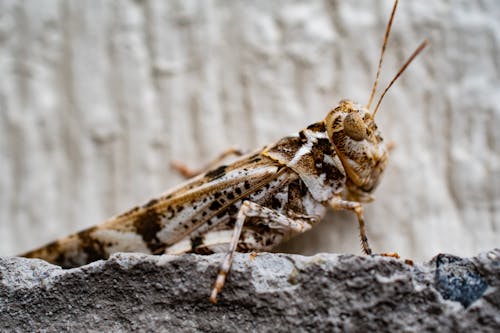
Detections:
[320, 0, 426, 201]
[325, 100, 389, 197]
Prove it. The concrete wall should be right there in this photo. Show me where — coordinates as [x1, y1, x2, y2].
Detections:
[1, 0, 499, 261]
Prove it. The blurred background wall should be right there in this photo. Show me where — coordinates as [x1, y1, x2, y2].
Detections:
[1, 0, 499, 261]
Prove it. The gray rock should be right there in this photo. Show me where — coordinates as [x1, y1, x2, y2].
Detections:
[1, 250, 499, 332]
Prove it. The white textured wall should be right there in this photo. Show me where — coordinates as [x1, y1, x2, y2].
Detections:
[1, 0, 499, 261]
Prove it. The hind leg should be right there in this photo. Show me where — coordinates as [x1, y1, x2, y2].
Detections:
[210, 200, 316, 303]
[171, 147, 244, 178]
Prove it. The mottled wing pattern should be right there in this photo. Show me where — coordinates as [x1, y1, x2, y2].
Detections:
[22, 153, 289, 267]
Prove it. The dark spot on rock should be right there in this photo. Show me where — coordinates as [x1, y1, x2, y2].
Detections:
[227, 192, 235, 200]
[244, 181, 251, 190]
[235, 188, 242, 195]
[177, 206, 184, 213]
[205, 165, 227, 180]
[426, 305, 443, 315]
[434, 254, 488, 308]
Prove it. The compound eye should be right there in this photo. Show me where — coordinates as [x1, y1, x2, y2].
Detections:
[343, 112, 368, 141]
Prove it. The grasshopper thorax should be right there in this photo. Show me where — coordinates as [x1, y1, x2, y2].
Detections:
[325, 99, 389, 198]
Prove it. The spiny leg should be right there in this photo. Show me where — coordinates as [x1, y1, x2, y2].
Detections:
[210, 200, 316, 303]
[329, 196, 372, 255]
[171, 147, 244, 179]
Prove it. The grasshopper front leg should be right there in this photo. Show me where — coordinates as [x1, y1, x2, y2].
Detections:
[329, 197, 402, 259]
[329, 196, 372, 255]
[210, 200, 315, 304]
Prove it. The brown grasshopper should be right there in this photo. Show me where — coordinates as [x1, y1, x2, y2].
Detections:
[20, 0, 427, 303]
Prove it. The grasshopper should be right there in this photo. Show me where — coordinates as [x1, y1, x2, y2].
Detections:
[20, 0, 427, 303]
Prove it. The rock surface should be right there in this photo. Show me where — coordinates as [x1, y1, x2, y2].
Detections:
[1, 250, 499, 332]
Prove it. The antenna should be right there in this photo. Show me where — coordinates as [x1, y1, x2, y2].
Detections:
[365, 0, 399, 110]
[372, 40, 429, 117]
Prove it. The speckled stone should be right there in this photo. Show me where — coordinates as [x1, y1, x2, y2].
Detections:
[1, 249, 499, 332]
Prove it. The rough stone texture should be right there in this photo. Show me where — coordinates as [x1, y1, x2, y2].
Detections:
[1, 1, 499, 261]
[1, 250, 499, 332]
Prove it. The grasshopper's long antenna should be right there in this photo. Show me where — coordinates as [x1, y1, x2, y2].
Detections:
[372, 40, 428, 117]
[366, 0, 399, 110]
